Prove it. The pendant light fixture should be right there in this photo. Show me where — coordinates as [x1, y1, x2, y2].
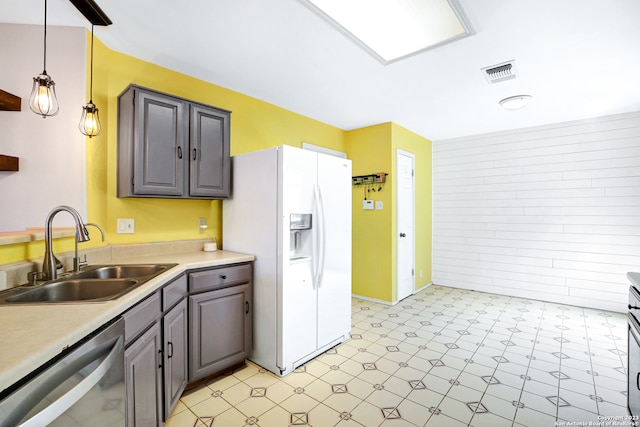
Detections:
[29, 0, 59, 118]
[79, 24, 101, 137]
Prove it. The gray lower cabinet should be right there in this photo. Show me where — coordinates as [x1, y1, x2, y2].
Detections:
[117, 84, 230, 199]
[124, 322, 163, 427]
[123, 275, 188, 427]
[162, 299, 188, 420]
[123, 264, 252, 425]
[188, 264, 253, 382]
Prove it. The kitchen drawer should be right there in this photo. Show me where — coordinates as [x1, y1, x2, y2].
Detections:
[163, 274, 187, 311]
[189, 263, 252, 293]
[123, 292, 161, 345]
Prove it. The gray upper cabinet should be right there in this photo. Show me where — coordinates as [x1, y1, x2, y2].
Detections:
[118, 85, 230, 199]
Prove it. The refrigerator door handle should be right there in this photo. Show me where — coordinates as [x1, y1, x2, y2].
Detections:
[317, 186, 327, 288]
[312, 184, 321, 289]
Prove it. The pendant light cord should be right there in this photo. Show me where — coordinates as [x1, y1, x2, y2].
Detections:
[89, 24, 94, 102]
[43, 0, 48, 73]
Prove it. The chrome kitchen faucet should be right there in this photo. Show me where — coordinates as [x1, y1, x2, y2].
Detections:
[42, 206, 90, 281]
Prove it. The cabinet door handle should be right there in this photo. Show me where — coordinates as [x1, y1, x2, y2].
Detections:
[637, 372, 640, 390]
[220, 274, 227, 280]
[245, 301, 250, 314]
[177, 146, 183, 159]
[158, 349, 163, 368]
[167, 342, 174, 359]
[193, 148, 197, 160]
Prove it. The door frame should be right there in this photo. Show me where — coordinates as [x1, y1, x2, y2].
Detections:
[396, 149, 415, 302]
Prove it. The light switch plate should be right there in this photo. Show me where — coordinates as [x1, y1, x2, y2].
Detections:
[117, 218, 135, 234]
[375, 201, 384, 210]
[363, 200, 374, 210]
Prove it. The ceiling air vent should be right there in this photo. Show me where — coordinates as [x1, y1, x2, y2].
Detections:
[481, 60, 518, 84]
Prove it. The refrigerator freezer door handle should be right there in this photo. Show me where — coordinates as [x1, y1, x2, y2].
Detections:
[317, 186, 327, 288]
[312, 184, 322, 289]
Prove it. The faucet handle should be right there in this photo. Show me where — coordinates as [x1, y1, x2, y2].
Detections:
[27, 271, 44, 286]
[73, 255, 89, 272]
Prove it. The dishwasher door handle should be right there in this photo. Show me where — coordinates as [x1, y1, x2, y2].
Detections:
[19, 336, 124, 427]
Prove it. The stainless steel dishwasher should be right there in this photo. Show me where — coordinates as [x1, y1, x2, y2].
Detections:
[0, 318, 125, 426]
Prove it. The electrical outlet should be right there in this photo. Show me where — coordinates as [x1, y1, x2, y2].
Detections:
[198, 217, 208, 232]
[117, 218, 135, 234]
[363, 200, 374, 210]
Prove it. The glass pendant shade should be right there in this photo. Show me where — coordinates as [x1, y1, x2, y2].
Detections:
[79, 102, 101, 137]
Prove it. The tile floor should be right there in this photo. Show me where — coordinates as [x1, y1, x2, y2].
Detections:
[167, 285, 629, 426]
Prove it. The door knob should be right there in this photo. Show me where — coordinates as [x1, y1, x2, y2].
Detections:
[400, 233, 406, 237]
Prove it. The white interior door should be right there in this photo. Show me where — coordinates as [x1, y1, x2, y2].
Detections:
[397, 149, 415, 301]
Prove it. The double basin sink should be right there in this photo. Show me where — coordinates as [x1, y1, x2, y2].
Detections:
[0, 264, 177, 304]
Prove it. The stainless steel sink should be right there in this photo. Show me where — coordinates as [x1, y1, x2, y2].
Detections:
[0, 263, 178, 304]
[5, 279, 140, 303]
[72, 264, 172, 280]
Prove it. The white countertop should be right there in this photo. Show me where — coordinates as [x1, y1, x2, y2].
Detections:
[0, 250, 254, 393]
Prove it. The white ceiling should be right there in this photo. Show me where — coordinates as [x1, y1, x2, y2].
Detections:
[2, 0, 640, 141]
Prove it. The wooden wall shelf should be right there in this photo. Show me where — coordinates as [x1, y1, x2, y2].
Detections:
[0, 155, 19, 171]
[0, 89, 21, 111]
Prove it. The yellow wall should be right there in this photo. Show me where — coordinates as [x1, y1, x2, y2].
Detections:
[346, 123, 432, 303]
[0, 33, 345, 263]
[347, 123, 394, 301]
[103, 48, 346, 246]
[1, 33, 432, 303]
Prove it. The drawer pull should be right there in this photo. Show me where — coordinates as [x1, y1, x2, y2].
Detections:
[220, 274, 227, 280]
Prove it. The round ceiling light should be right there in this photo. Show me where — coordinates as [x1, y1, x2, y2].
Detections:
[499, 95, 532, 110]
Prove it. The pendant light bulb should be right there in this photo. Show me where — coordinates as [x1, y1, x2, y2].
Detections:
[79, 102, 101, 137]
[79, 24, 102, 137]
[30, 0, 59, 118]
[30, 73, 59, 116]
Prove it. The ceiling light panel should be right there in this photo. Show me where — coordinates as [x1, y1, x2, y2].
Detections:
[302, 0, 473, 64]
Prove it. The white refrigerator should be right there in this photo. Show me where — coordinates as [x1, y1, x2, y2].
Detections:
[223, 145, 352, 376]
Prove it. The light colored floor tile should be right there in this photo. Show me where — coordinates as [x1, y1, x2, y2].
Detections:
[209, 407, 251, 427]
[164, 408, 201, 427]
[436, 396, 475, 425]
[218, 381, 252, 406]
[264, 380, 295, 404]
[307, 403, 342, 427]
[234, 394, 277, 418]
[257, 405, 293, 427]
[446, 383, 485, 404]
[181, 385, 215, 408]
[171, 285, 628, 426]
[281, 370, 318, 388]
[350, 400, 387, 427]
[480, 393, 518, 421]
[280, 392, 322, 414]
[345, 376, 376, 400]
[483, 383, 521, 402]
[469, 411, 513, 427]
[232, 363, 261, 381]
[189, 393, 232, 419]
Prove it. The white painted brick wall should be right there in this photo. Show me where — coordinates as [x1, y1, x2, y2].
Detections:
[432, 112, 640, 312]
